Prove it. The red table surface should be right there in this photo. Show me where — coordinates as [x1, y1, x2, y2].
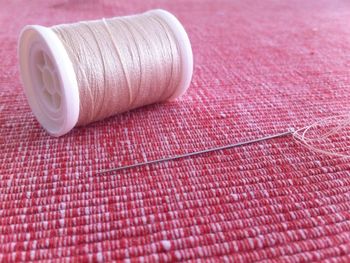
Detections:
[1, 0, 350, 261]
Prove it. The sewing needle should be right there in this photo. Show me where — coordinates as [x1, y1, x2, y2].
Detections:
[98, 129, 294, 174]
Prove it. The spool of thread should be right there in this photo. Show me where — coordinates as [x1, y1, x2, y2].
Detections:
[18, 9, 193, 136]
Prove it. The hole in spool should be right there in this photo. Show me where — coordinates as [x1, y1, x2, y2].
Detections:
[43, 53, 54, 69]
[43, 90, 52, 105]
[32, 49, 62, 111]
[41, 68, 55, 94]
[52, 93, 61, 109]
[34, 50, 46, 68]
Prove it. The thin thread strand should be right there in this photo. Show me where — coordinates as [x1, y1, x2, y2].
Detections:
[293, 114, 350, 158]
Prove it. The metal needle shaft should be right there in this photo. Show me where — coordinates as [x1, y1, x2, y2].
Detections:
[98, 129, 294, 174]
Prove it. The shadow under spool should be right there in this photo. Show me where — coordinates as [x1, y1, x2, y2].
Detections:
[18, 9, 193, 137]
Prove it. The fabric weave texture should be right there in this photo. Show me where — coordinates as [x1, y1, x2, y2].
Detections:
[1, 0, 350, 261]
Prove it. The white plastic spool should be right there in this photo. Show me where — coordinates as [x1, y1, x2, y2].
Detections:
[18, 9, 193, 137]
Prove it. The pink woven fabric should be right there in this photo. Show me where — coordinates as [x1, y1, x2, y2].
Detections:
[1, 0, 350, 261]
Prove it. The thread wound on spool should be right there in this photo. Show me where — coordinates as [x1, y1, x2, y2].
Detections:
[18, 9, 193, 136]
